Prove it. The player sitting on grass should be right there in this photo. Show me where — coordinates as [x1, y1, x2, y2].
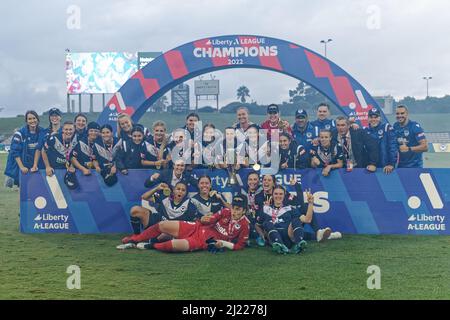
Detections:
[258, 185, 307, 255]
[127, 181, 199, 236]
[117, 195, 250, 253]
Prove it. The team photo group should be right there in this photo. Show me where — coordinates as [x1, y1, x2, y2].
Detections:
[4, 101, 428, 255]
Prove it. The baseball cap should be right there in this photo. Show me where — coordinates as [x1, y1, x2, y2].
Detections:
[295, 109, 308, 118]
[48, 107, 62, 117]
[87, 121, 101, 131]
[232, 195, 248, 209]
[267, 104, 279, 114]
[368, 107, 381, 117]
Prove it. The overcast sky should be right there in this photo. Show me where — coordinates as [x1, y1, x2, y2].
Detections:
[1, 0, 449, 116]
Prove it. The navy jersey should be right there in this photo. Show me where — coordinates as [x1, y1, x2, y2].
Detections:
[190, 193, 224, 216]
[42, 127, 63, 142]
[280, 143, 310, 169]
[152, 193, 199, 222]
[365, 122, 398, 167]
[92, 137, 120, 170]
[141, 135, 170, 169]
[195, 140, 224, 168]
[311, 118, 336, 133]
[114, 139, 144, 170]
[44, 133, 78, 169]
[70, 137, 98, 168]
[310, 143, 344, 167]
[258, 205, 295, 230]
[75, 128, 87, 142]
[254, 190, 274, 225]
[393, 120, 426, 168]
[292, 122, 318, 151]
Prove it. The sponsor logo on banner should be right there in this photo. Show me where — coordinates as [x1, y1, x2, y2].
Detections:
[193, 37, 278, 60]
[34, 213, 70, 230]
[406, 173, 446, 232]
[407, 214, 446, 231]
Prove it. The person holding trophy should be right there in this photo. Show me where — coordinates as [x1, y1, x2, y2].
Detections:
[260, 104, 293, 141]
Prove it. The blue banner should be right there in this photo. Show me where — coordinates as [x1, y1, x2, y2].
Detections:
[20, 169, 449, 235]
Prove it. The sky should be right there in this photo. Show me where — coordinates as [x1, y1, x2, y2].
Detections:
[0, 0, 449, 116]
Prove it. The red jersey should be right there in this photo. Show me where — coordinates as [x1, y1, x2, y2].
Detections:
[260, 120, 293, 140]
[201, 208, 250, 250]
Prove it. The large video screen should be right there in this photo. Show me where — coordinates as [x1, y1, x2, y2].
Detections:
[66, 52, 138, 94]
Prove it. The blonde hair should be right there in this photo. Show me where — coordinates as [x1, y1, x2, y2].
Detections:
[117, 113, 133, 138]
[152, 120, 167, 131]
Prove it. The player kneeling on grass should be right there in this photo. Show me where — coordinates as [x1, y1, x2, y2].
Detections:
[118, 195, 250, 253]
[258, 185, 307, 255]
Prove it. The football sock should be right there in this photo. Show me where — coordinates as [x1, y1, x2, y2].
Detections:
[130, 216, 141, 234]
[153, 240, 174, 252]
[267, 229, 282, 244]
[133, 223, 162, 242]
[291, 219, 304, 243]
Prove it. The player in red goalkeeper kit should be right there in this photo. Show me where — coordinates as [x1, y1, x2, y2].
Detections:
[117, 195, 250, 252]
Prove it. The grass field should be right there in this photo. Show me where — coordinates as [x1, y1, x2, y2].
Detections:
[1, 153, 450, 300]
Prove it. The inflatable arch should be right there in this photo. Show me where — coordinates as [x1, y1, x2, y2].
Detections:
[97, 35, 386, 128]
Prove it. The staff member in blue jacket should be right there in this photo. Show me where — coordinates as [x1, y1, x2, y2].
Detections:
[364, 107, 398, 174]
[292, 109, 318, 152]
[4, 110, 46, 186]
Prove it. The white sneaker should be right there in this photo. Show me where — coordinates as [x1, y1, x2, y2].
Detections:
[316, 227, 332, 242]
[136, 242, 152, 250]
[328, 232, 342, 240]
[116, 243, 136, 250]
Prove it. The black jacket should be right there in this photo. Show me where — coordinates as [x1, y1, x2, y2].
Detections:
[334, 128, 379, 168]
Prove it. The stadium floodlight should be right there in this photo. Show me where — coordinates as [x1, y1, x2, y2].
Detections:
[423, 76, 432, 97]
[320, 39, 333, 58]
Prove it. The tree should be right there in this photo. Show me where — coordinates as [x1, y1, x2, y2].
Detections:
[236, 86, 250, 103]
[288, 81, 325, 111]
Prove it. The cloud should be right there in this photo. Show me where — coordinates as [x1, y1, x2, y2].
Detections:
[0, 0, 449, 116]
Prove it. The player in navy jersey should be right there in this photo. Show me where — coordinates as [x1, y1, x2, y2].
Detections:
[41, 121, 78, 176]
[166, 128, 192, 167]
[92, 124, 120, 185]
[92, 124, 121, 173]
[393, 105, 428, 168]
[279, 133, 309, 170]
[73, 113, 88, 141]
[43, 107, 63, 140]
[145, 159, 198, 190]
[116, 113, 150, 142]
[292, 109, 318, 152]
[70, 122, 100, 176]
[191, 176, 228, 216]
[127, 181, 199, 236]
[257, 185, 307, 254]
[310, 129, 344, 176]
[193, 123, 223, 169]
[232, 171, 263, 243]
[114, 126, 145, 174]
[119, 195, 250, 253]
[142, 121, 170, 170]
[364, 107, 398, 173]
[310, 103, 337, 138]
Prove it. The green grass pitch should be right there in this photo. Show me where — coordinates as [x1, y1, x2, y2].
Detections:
[0, 153, 449, 299]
